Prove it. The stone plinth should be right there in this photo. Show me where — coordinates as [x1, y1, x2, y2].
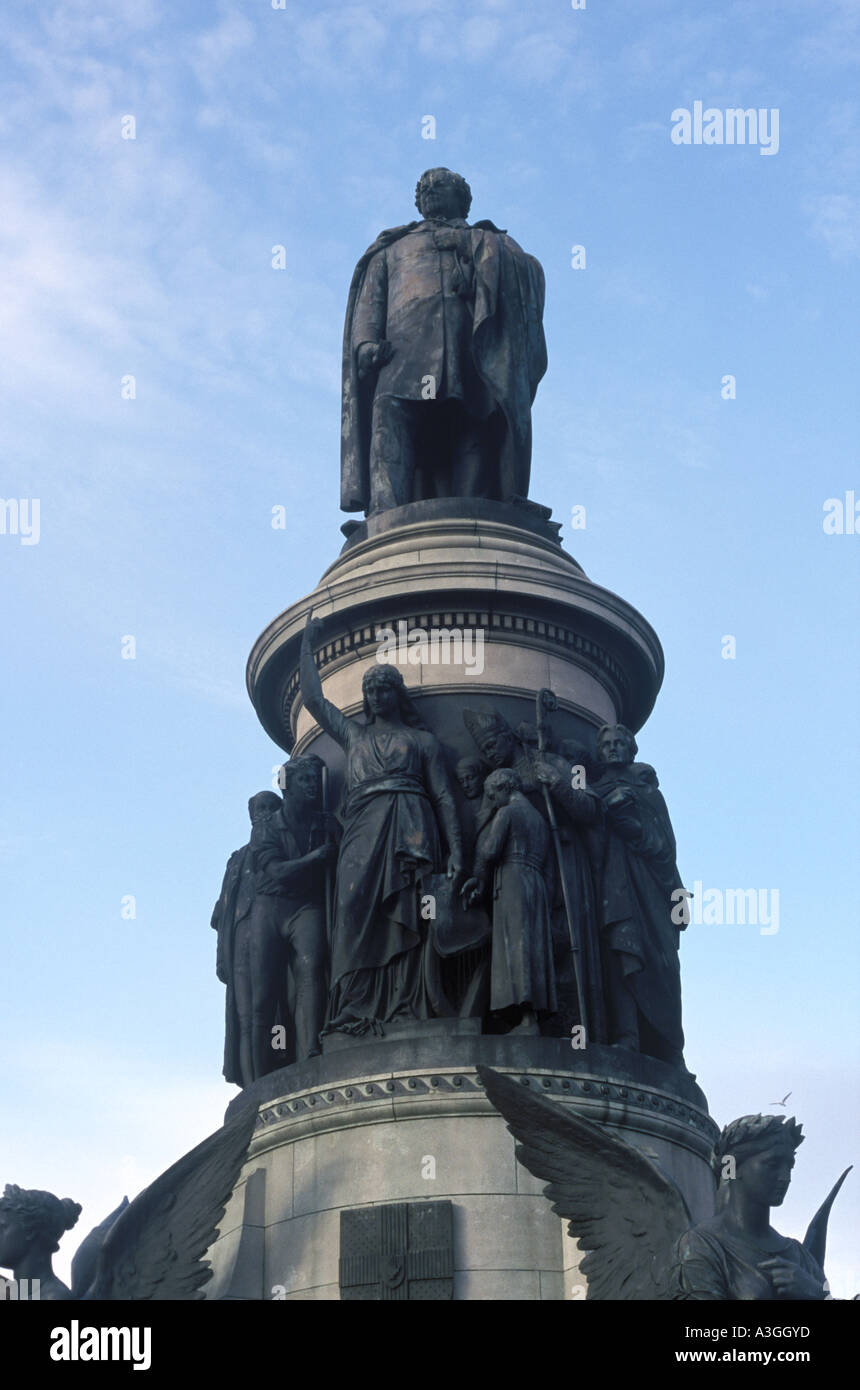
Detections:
[224, 500, 702, 1301]
[204, 1037, 717, 1301]
[246, 500, 663, 795]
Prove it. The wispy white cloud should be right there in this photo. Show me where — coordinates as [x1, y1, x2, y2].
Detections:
[190, 10, 255, 91]
[805, 193, 860, 260]
[795, 0, 860, 69]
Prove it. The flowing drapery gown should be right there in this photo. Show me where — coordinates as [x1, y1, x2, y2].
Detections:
[317, 700, 461, 1033]
[473, 794, 556, 1014]
[673, 1220, 826, 1300]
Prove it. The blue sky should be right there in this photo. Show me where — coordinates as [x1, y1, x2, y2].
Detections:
[1, 0, 858, 1294]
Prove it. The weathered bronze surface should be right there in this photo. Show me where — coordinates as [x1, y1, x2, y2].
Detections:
[341, 168, 546, 516]
[590, 723, 687, 1066]
[479, 1066, 850, 1301]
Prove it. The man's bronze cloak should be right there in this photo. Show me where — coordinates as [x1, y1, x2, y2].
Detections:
[340, 219, 547, 512]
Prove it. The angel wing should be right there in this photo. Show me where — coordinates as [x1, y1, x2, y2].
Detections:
[84, 1105, 256, 1300]
[803, 1166, 852, 1270]
[70, 1196, 129, 1299]
[478, 1065, 693, 1299]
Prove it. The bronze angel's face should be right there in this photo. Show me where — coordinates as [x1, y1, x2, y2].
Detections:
[737, 1147, 795, 1207]
[0, 1205, 28, 1268]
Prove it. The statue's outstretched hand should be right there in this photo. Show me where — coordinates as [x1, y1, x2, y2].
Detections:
[304, 612, 325, 644]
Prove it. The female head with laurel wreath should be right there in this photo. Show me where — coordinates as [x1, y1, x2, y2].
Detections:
[0, 1184, 81, 1300]
[679, 1112, 831, 1301]
[713, 1113, 803, 1213]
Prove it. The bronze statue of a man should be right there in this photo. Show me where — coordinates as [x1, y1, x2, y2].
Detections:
[591, 723, 687, 1066]
[211, 776, 336, 1087]
[257, 756, 339, 1066]
[211, 795, 280, 1084]
[341, 168, 547, 516]
[211, 790, 283, 1088]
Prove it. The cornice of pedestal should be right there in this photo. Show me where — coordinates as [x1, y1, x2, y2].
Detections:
[226, 1036, 717, 1165]
[247, 511, 665, 750]
[245, 1064, 717, 1166]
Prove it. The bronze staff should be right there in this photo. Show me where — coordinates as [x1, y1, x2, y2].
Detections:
[321, 763, 334, 950]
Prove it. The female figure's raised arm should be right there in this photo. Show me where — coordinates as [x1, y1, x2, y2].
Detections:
[300, 614, 352, 750]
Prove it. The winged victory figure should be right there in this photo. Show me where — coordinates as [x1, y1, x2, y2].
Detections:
[0, 1106, 255, 1301]
[477, 1066, 851, 1300]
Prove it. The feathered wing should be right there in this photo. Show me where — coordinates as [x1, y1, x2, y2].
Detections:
[478, 1066, 693, 1299]
[70, 1197, 129, 1299]
[86, 1105, 257, 1300]
[803, 1166, 852, 1271]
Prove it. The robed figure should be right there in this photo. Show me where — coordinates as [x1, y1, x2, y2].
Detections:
[462, 768, 556, 1029]
[341, 167, 547, 516]
[300, 616, 464, 1035]
[591, 724, 687, 1066]
[212, 843, 253, 1086]
[211, 791, 283, 1087]
[463, 705, 603, 1037]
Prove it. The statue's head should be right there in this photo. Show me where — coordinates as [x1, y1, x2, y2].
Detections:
[362, 664, 426, 728]
[464, 709, 517, 770]
[247, 791, 282, 825]
[0, 1185, 81, 1267]
[712, 1115, 804, 1208]
[517, 722, 540, 751]
[455, 757, 485, 800]
[280, 755, 324, 806]
[484, 767, 520, 808]
[415, 167, 472, 221]
[596, 724, 637, 768]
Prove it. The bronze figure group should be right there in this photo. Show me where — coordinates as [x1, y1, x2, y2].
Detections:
[3, 171, 853, 1309]
[212, 613, 690, 1085]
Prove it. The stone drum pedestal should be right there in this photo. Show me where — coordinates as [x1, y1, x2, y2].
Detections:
[205, 1036, 716, 1301]
[204, 498, 714, 1301]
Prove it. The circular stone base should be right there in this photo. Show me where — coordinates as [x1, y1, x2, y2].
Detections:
[204, 1037, 717, 1301]
[246, 503, 664, 763]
